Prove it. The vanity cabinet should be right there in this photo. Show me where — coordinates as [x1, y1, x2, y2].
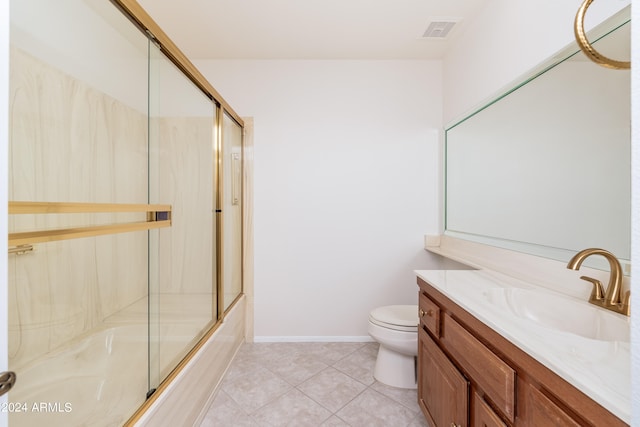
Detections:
[417, 277, 627, 427]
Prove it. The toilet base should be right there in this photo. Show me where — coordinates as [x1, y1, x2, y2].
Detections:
[373, 345, 417, 389]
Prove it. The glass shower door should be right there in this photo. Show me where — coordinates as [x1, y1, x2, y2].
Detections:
[221, 112, 243, 311]
[8, 0, 234, 424]
[8, 0, 151, 425]
[147, 42, 218, 392]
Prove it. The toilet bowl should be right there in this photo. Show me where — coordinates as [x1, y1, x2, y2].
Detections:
[368, 305, 418, 389]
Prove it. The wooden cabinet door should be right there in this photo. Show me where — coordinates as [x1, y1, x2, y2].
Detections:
[519, 381, 581, 427]
[472, 392, 506, 427]
[419, 328, 468, 427]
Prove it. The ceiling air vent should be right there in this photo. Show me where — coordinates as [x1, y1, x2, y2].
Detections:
[422, 20, 458, 39]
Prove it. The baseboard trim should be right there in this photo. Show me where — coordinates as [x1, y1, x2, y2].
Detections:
[254, 335, 374, 343]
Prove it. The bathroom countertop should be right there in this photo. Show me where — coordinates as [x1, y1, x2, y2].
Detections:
[415, 269, 630, 424]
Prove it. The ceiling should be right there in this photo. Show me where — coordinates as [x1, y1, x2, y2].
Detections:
[136, 0, 490, 60]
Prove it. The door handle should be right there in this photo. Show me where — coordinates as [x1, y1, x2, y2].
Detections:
[0, 371, 16, 397]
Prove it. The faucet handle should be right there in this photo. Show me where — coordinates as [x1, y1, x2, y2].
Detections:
[579, 275, 605, 302]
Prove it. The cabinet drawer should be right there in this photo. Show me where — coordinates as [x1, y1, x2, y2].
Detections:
[442, 314, 516, 423]
[419, 292, 440, 337]
[473, 392, 507, 427]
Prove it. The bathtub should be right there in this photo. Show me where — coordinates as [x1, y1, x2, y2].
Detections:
[7, 292, 215, 427]
[8, 325, 149, 427]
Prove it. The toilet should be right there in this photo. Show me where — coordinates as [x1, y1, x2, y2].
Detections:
[368, 305, 419, 389]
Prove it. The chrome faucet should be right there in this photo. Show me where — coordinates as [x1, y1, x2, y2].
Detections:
[566, 248, 629, 316]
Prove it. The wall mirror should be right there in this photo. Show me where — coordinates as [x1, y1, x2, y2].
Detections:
[444, 7, 630, 271]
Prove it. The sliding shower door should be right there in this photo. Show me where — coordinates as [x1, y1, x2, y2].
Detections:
[148, 43, 218, 391]
[8, 0, 151, 425]
[221, 112, 243, 310]
[8, 0, 240, 425]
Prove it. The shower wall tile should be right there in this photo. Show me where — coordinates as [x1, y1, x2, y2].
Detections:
[9, 48, 148, 204]
[8, 48, 149, 369]
[153, 116, 214, 295]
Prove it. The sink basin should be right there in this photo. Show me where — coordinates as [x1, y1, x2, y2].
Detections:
[483, 288, 630, 342]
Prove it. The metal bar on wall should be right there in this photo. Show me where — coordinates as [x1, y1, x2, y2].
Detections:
[8, 201, 172, 247]
[9, 201, 171, 214]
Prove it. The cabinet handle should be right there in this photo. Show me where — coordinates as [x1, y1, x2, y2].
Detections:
[419, 308, 434, 318]
[450, 423, 461, 427]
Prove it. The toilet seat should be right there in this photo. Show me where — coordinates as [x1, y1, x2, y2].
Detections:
[369, 305, 418, 332]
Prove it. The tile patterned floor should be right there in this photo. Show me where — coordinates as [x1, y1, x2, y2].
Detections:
[199, 342, 429, 427]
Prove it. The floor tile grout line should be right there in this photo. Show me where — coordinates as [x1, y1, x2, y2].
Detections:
[202, 341, 424, 427]
[244, 343, 377, 420]
[293, 369, 369, 417]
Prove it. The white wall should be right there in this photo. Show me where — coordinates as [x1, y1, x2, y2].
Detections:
[443, 0, 631, 124]
[196, 60, 442, 339]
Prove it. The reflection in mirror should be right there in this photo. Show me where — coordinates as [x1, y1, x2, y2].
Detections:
[445, 8, 630, 270]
